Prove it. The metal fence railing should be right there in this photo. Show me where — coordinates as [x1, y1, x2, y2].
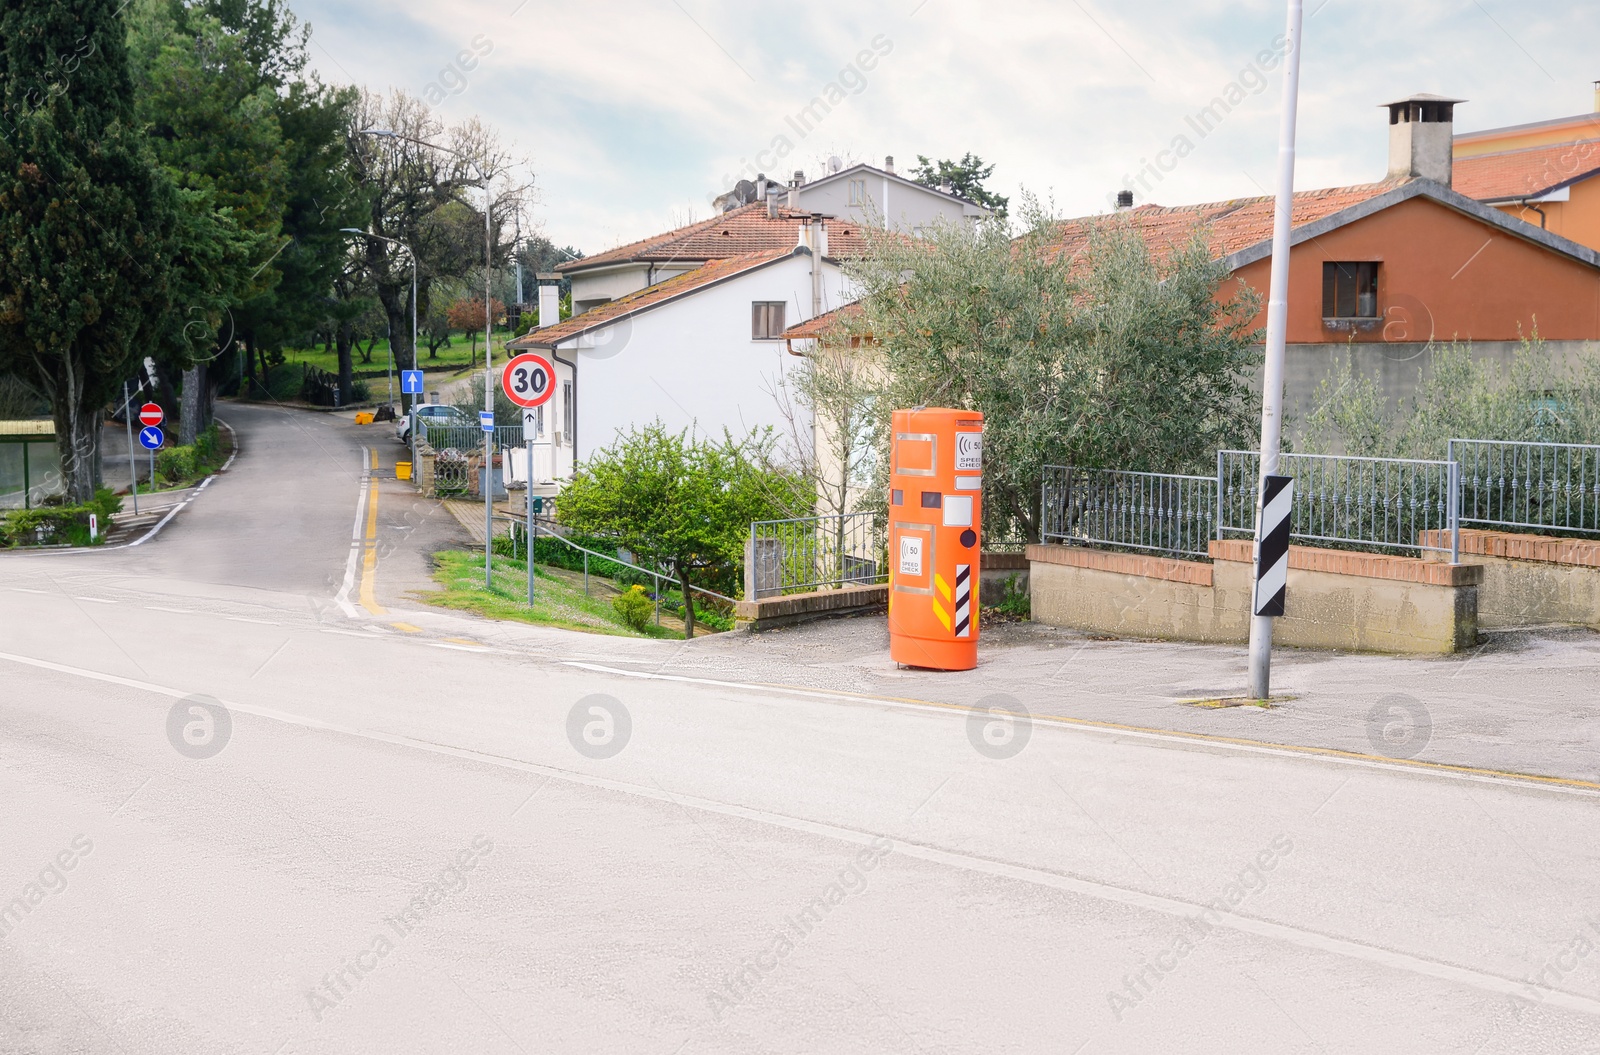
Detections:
[1450, 438, 1600, 539]
[1041, 465, 1217, 558]
[747, 512, 887, 598]
[419, 423, 526, 451]
[1218, 450, 1460, 558]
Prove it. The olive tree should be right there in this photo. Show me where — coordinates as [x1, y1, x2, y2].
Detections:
[840, 199, 1262, 538]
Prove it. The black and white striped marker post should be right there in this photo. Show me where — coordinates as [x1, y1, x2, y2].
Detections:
[1253, 475, 1294, 617]
[954, 564, 972, 638]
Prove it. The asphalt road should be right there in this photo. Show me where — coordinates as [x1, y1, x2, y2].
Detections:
[3, 404, 1599, 1054]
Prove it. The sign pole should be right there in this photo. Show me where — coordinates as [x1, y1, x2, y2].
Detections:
[1247, 0, 1305, 701]
[526, 438, 536, 604]
[123, 381, 139, 514]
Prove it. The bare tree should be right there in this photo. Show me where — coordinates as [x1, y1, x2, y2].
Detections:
[343, 91, 534, 406]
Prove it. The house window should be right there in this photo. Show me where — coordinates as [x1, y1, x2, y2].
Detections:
[848, 179, 867, 206]
[752, 301, 786, 340]
[561, 382, 573, 443]
[1323, 262, 1379, 319]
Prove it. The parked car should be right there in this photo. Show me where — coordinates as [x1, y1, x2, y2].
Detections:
[396, 403, 475, 444]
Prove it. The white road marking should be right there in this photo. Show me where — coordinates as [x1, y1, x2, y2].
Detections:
[143, 606, 197, 615]
[11, 588, 48, 594]
[74, 597, 117, 605]
[333, 447, 370, 619]
[561, 661, 1600, 799]
[2, 646, 1597, 1019]
[225, 617, 279, 626]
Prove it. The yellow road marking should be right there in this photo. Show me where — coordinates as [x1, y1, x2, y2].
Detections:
[359, 452, 386, 616]
[390, 622, 422, 633]
[445, 637, 484, 647]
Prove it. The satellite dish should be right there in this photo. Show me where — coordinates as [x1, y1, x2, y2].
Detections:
[828, 155, 843, 173]
[734, 179, 757, 205]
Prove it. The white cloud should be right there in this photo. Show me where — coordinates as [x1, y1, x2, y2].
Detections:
[296, 0, 1600, 252]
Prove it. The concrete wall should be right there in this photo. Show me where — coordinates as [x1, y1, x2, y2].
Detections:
[1278, 338, 1594, 430]
[1028, 542, 1481, 655]
[1422, 529, 1600, 629]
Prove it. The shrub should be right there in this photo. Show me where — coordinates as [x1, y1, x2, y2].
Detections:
[612, 584, 654, 631]
[156, 445, 199, 481]
[1, 488, 119, 547]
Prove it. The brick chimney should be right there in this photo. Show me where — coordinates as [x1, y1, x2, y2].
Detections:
[1383, 94, 1464, 187]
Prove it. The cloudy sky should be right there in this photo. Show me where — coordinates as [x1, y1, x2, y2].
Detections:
[295, 0, 1599, 256]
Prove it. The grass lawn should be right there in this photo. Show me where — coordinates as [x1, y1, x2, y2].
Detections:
[423, 550, 685, 638]
[283, 336, 494, 380]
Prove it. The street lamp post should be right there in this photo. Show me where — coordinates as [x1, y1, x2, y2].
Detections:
[1246, 0, 1305, 701]
[342, 228, 417, 478]
[361, 128, 497, 588]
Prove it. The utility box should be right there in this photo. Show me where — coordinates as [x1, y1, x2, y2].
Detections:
[888, 408, 984, 670]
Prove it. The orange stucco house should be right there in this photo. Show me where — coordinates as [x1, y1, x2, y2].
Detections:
[1049, 94, 1600, 420]
[1454, 94, 1600, 251]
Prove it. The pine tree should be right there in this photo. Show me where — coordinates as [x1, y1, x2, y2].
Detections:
[0, 0, 183, 500]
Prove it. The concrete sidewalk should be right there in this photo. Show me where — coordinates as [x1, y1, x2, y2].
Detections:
[602, 615, 1600, 787]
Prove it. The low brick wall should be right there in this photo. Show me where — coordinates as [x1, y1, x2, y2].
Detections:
[735, 584, 888, 632]
[1029, 541, 1481, 654]
[980, 551, 1030, 594]
[1420, 529, 1600, 629]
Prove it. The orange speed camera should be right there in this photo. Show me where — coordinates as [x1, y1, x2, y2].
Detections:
[887, 408, 984, 670]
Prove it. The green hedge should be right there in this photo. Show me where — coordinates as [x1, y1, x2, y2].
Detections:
[1, 488, 122, 548]
[153, 424, 224, 489]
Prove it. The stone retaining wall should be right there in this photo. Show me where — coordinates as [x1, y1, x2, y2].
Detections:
[1029, 541, 1481, 654]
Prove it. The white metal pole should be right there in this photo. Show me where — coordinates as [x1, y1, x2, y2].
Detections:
[123, 380, 139, 514]
[527, 438, 536, 604]
[1247, 0, 1304, 701]
[483, 173, 494, 589]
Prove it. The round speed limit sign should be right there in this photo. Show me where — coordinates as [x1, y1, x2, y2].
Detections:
[501, 352, 557, 408]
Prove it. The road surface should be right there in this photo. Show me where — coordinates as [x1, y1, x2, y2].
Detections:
[2, 404, 1598, 1054]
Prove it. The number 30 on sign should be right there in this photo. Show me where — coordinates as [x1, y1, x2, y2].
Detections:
[501, 353, 557, 408]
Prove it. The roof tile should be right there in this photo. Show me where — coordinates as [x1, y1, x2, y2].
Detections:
[512, 248, 799, 347]
[560, 201, 872, 273]
[1453, 140, 1600, 201]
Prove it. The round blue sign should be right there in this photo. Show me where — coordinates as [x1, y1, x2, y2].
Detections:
[139, 426, 164, 450]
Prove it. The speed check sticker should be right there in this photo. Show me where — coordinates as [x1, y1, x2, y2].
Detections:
[899, 536, 924, 576]
[956, 432, 983, 471]
[501, 353, 557, 408]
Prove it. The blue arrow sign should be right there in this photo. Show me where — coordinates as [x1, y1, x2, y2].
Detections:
[479, 411, 494, 433]
[400, 369, 424, 395]
[139, 426, 164, 450]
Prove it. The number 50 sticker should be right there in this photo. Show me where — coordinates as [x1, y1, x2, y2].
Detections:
[501, 352, 557, 408]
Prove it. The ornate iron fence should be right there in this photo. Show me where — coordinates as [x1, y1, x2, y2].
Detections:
[1450, 438, 1600, 539]
[746, 512, 888, 598]
[1218, 450, 1460, 558]
[1040, 465, 1217, 558]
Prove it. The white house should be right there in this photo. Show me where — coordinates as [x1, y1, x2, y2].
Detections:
[560, 201, 872, 316]
[783, 159, 990, 233]
[508, 225, 855, 481]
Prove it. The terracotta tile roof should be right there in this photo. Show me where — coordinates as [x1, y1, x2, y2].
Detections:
[510, 248, 800, 348]
[559, 202, 873, 273]
[1041, 179, 1410, 267]
[782, 301, 864, 341]
[1453, 141, 1600, 201]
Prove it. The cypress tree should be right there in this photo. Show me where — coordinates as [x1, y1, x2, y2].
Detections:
[0, 0, 181, 500]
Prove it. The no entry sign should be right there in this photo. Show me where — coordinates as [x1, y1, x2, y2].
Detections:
[139, 402, 164, 427]
[501, 353, 556, 409]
